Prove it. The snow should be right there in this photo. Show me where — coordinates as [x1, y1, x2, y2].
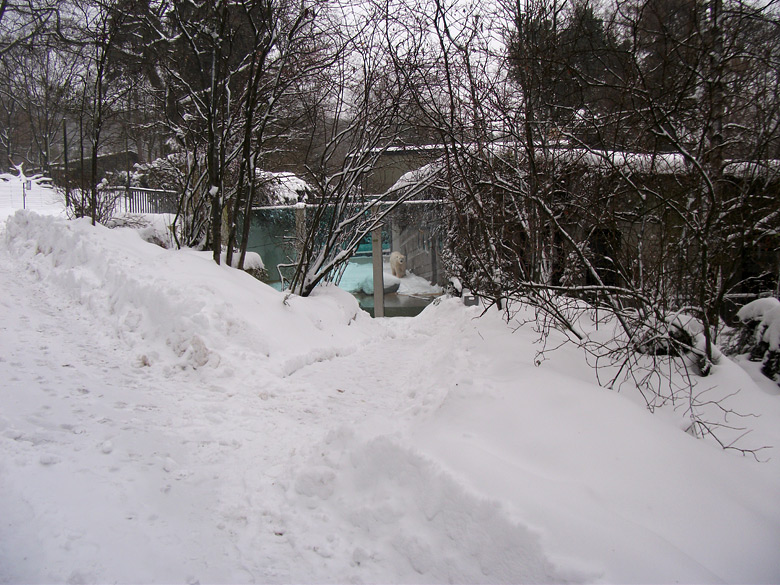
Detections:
[387, 146, 780, 184]
[339, 259, 443, 296]
[391, 162, 440, 191]
[2, 181, 780, 584]
[737, 296, 780, 323]
[738, 297, 780, 351]
[0, 168, 64, 221]
[256, 171, 311, 205]
[218, 249, 264, 270]
[766, 309, 780, 352]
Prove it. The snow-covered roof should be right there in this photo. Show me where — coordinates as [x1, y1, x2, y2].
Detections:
[381, 144, 447, 154]
[385, 144, 780, 192]
[722, 160, 780, 180]
[553, 149, 689, 175]
[256, 171, 312, 205]
[553, 149, 780, 178]
[371, 135, 780, 175]
[383, 161, 447, 201]
[391, 162, 440, 190]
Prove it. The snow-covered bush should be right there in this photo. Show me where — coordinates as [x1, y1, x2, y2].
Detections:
[732, 297, 780, 383]
[133, 154, 189, 192]
[559, 243, 593, 288]
[633, 311, 720, 375]
[256, 171, 311, 205]
[221, 248, 267, 281]
[102, 170, 141, 188]
[634, 314, 695, 357]
[69, 185, 122, 224]
[106, 214, 177, 249]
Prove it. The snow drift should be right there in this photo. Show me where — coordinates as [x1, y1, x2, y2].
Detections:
[1, 207, 780, 583]
[3, 210, 378, 376]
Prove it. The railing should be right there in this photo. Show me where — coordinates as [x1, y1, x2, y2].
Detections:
[101, 187, 179, 214]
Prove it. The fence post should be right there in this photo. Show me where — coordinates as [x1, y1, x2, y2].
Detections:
[372, 205, 385, 318]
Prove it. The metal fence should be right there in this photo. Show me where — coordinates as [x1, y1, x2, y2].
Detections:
[101, 187, 179, 214]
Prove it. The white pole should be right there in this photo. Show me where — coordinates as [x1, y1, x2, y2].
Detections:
[372, 208, 385, 318]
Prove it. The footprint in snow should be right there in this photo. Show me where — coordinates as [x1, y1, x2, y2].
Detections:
[39, 453, 61, 465]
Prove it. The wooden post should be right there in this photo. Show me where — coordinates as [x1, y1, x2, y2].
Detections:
[372, 207, 385, 318]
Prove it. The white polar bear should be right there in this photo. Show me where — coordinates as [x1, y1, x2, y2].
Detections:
[389, 251, 406, 278]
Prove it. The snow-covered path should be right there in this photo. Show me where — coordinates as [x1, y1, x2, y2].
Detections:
[0, 230, 364, 582]
[1, 203, 780, 583]
[0, 242, 278, 583]
[0, 210, 564, 583]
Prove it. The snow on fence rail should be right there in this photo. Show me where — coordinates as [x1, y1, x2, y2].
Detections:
[101, 187, 179, 215]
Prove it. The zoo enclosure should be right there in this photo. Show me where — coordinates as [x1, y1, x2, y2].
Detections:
[246, 199, 447, 289]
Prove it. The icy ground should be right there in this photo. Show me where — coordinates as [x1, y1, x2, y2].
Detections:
[1, 176, 780, 584]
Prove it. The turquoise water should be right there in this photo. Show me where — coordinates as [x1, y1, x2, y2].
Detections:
[247, 209, 434, 316]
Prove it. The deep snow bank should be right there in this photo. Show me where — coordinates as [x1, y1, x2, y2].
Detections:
[3, 210, 381, 375]
[3, 209, 780, 584]
[401, 298, 780, 583]
[283, 429, 582, 583]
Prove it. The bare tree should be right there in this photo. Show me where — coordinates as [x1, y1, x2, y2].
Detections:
[281, 0, 446, 297]
[143, 0, 337, 266]
[56, 0, 137, 224]
[0, 0, 79, 172]
[0, 0, 63, 57]
[379, 0, 778, 452]
[427, 0, 780, 372]
[225, 0, 327, 270]
[1, 35, 80, 174]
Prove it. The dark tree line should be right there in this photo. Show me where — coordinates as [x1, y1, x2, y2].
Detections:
[400, 0, 779, 371]
[507, 0, 780, 370]
[364, 0, 779, 445]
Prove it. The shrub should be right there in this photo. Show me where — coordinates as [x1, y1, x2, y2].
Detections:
[732, 297, 780, 383]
